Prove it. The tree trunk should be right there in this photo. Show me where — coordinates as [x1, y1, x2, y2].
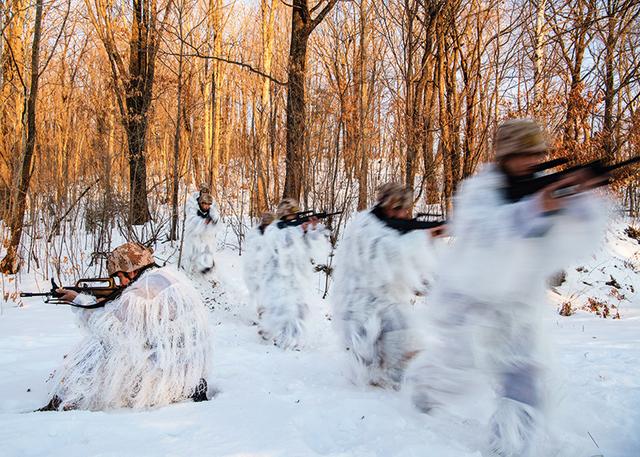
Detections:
[562, 1, 592, 144]
[125, 1, 152, 224]
[120, 0, 163, 225]
[422, 72, 438, 204]
[170, 5, 185, 241]
[437, 27, 460, 209]
[283, 6, 308, 200]
[356, 0, 369, 210]
[255, 0, 276, 214]
[283, 0, 338, 200]
[0, 0, 27, 219]
[207, 0, 223, 188]
[1, 0, 43, 274]
[603, 12, 616, 160]
[532, 0, 547, 117]
[446, 52, 461, 190]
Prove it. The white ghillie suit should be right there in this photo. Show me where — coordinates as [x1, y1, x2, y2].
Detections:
[405, 165, 607, 456]
[332, 209, 438, 389]
[183, 192, 220, 277]
[257, 222, 329, 349]
[49, 266, 211, 410]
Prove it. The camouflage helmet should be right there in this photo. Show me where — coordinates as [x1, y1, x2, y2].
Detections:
[495, 118, 548, 158]
[106, 242, 155, 276]
[276, 198, 300, 219]
[198, 193, 213, 205]
[375, 182, 413, 210]
[197, 184, 213, 205]
[260, 212, 275, 226]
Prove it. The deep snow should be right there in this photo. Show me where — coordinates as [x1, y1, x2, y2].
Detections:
[0, 222, 639, 457]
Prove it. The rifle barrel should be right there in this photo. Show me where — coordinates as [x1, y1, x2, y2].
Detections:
[531, 157, 569, 173]
[319, 211, 342, 218]
[604, 155, 640, 172]
[20, 292, 52, 297]
[278, 210, 342, 228]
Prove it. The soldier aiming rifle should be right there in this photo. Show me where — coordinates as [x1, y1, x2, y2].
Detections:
[332, 183, 443, 389]
[254, 198, 330, 350]
[37, 242, 212, 411]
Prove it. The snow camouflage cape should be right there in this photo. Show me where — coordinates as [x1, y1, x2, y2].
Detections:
[48, 266, 211, 410]
[256, 222, 329, 350]
[405, 165, 608, 457]
[183, 192, 220, 276]
[331, 209, 439, 389]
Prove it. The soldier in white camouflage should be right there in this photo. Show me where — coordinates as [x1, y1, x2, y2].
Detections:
[183, 185, 221, 278]
[406, 119, 608, 457]
[39, 242, 212, 411]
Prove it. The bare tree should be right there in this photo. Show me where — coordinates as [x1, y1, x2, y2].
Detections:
[283, 0, 340, 200]
[204, 0, 224, 187]
[85, 0, 172, 224]
[549, 0, 596, 145]
[253, 0, 277, 215]
[0, 0, 27, 219]
[532, 0, 548, 116]
[595, 0, 640, 159]
[0, 0, 44, 273]
[169, 0, 189, 241]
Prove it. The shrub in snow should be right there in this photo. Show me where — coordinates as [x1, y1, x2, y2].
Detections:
[559, 301, 574, 316]
[624, 225, 640, 243]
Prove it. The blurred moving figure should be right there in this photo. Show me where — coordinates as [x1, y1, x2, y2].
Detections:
[405, 119, 607, 456]
[256, 199, 329, 350]
[332, 183, 443, 389]
[183, 185, 220, 279]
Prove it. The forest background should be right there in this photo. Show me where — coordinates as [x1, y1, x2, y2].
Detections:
[1, 0, 639, 275]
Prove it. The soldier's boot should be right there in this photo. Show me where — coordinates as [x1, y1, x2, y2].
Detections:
[192, 378, 209, 402]
[36, 395, 62, 412]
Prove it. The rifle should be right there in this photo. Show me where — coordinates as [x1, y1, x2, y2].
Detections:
[372, 206, 447, 234]
[529, 157, 569, 174]
[506, 155, 640, 202]
[20, 277, 120, 307]
[277, 210, 342, 229]
[382, 218, 446, 234]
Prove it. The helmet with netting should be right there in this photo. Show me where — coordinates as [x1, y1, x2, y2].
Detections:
[495, 118, 548, 158]
[197, 184, 213, 205]
[375, 182, 412, 210]
[276, 198, 300, 219]
[106, 242, 155, 276]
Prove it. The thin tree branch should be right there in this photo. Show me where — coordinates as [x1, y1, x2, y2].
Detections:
[310, 0, 339, 32]
[168, 43, 287, 86]
[38, 0, 72, 77]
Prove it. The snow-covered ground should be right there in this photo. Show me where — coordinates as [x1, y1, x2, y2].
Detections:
[1, 224, 639, 457]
